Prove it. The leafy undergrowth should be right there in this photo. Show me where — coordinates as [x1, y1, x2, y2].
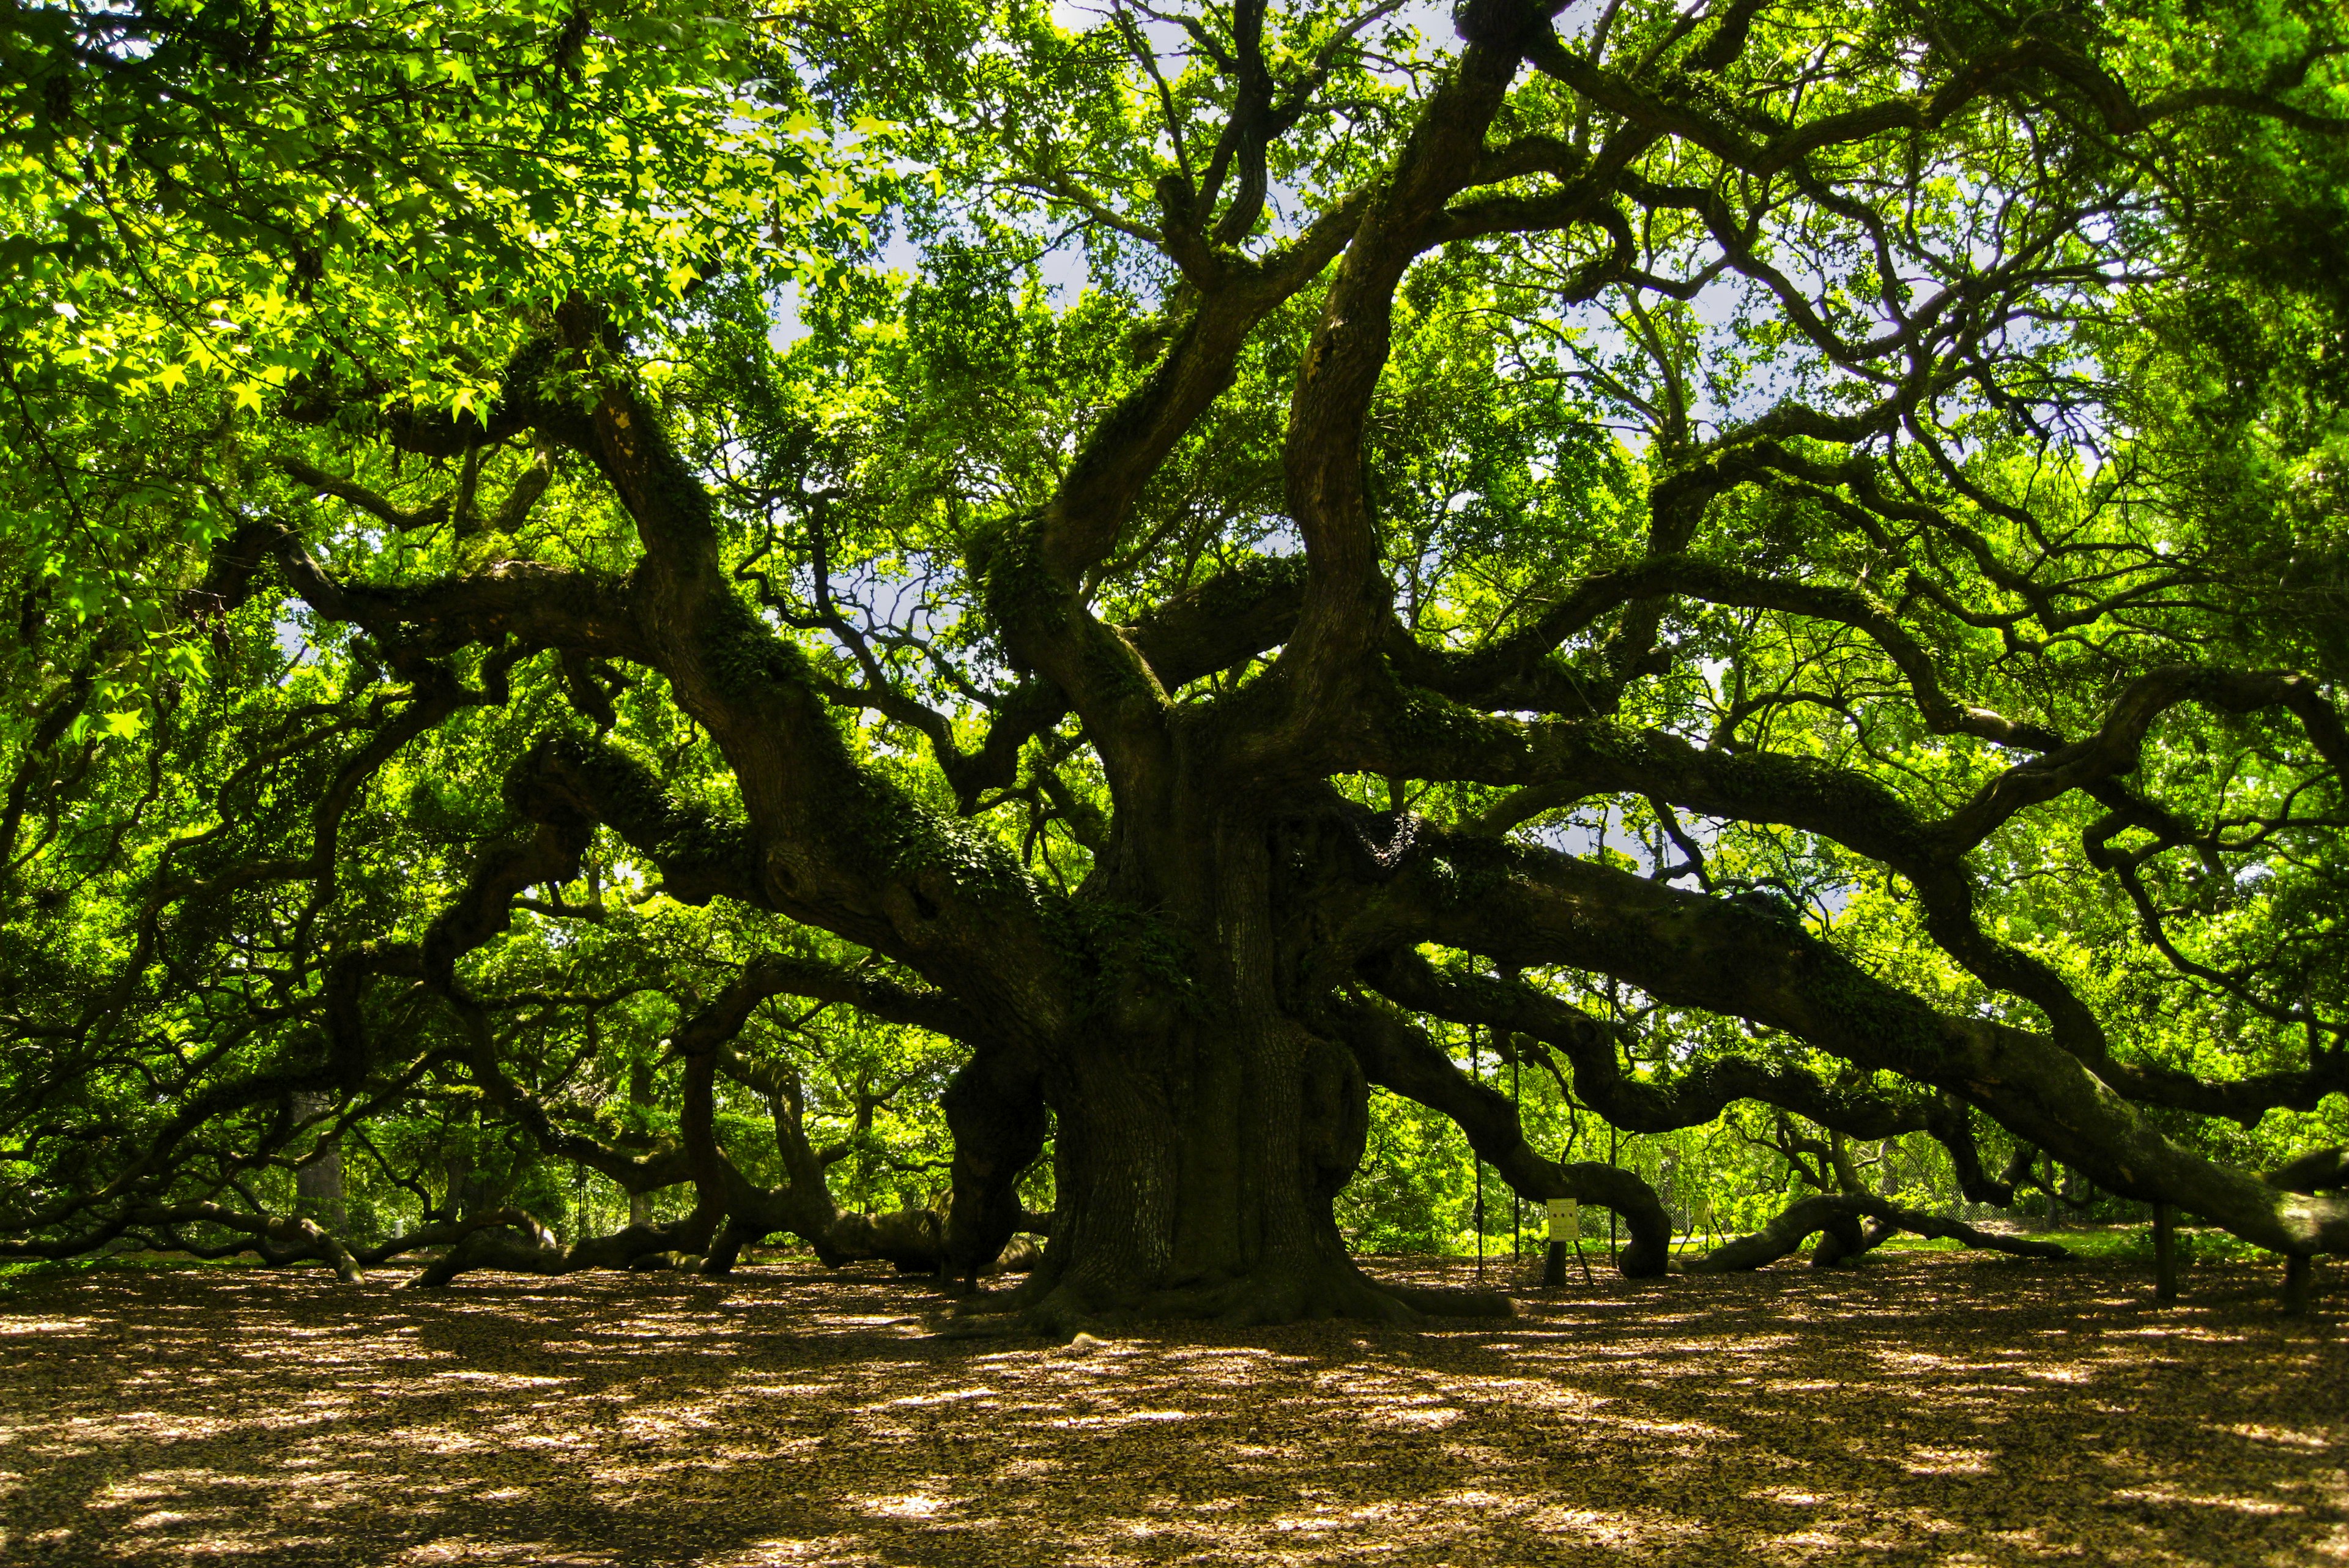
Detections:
[0, 1251, 2341, 1566]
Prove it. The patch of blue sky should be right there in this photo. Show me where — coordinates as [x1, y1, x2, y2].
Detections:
[1526, 798, 1855, 921]
[273, 612, 308, 661]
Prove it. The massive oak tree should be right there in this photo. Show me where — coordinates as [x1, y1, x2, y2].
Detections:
[6, 0, 2349, 1328]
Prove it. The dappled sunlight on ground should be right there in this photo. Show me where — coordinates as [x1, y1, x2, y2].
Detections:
[1, 1251, 2341, 1564]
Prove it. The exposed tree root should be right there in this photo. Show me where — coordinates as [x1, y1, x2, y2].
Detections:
[928, 1252, 1513, 1341]
[0, 1205, 597, 1287]
[1688, 1193, 2070, 1273]
[405, 1214, 711, 1288]
[1379, 1280, 1518, 1318]
[126, 1210, 369, 1283]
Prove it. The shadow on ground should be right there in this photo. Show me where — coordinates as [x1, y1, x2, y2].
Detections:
[0, 1249, 2340, 1565]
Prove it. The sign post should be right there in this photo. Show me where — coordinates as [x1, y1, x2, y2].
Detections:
[1543, 1197, 1579, 1287]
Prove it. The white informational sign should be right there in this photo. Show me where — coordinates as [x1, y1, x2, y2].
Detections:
[1546, 1197, 1579, 1243]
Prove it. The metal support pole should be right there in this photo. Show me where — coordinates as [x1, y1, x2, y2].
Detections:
[2153, 1202, 2177, 1303]
[1512, 1042, 1522, 1268]
[1606, 1124, 1618, 1266]
[1472, 1027, 1485, 1281]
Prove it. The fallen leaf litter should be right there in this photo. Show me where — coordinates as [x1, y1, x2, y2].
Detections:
[1, 1250, 2341, 1565]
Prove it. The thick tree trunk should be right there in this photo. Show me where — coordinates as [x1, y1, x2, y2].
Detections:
[934, 791, 1546, 1332]
[982, 1006, 1508, 1333]
[291, 1091, 347, 1236]
[441, 1101, 495, 1221]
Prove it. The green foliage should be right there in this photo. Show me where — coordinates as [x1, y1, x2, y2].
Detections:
[2, 0, 888, 725]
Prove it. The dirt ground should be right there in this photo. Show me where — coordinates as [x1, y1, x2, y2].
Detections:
[0, 1249, 2341, 1566]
